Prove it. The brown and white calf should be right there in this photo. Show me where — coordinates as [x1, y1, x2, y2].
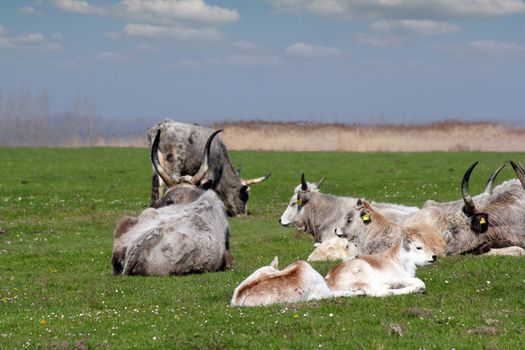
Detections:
[230, 257, 332, 306]
[112, 129, 232, 276]
[335, 199, 446, 257]
[326, 231, 439, 297]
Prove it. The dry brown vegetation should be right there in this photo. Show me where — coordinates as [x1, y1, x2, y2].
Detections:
[214, 121, 525, 152]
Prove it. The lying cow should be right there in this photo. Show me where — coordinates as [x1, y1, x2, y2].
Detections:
[409, 161, 525, 256]
[230, 257, 331, 306]
[147, 120, 271, 216]
[307, 236, 358, 262]
[326, 231, 438, 297]
[279, 173, 419, 242]
[112, 129, 232, 276]
[335, 199, 446, 257]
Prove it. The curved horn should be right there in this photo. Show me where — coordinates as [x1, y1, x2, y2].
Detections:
[510, 160, 525, 189]
[191, 129, 222, 185]
[462, 161, 478, 216]
[301, 173, 308, 191]
[483, 163, 505, 196]
[151, 129, 178, 187]
[315, 176, 325, 189]
[243, 171, 272, 186]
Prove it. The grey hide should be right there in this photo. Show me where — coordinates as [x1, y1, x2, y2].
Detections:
[112, 190, 230, 276]
[147, 120, 270, 216]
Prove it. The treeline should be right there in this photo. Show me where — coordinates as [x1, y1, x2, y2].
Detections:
[0, 87, 156, 147]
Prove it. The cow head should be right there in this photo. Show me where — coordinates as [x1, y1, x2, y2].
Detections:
[150, 129, 220, 209]
[402, 232, 438, 266]
[279, 173, 325, 227]
[223, 171, 272, 216]
[335, 199, 393, 241]
[443, 161, 515, 255]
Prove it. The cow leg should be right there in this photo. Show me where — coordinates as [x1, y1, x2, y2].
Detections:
[386, 278, 426, 295]
[483, 246, 525, 256]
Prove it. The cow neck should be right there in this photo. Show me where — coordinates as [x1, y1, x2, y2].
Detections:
[386, 243, 416, 277]
[303, 192, 345, 242]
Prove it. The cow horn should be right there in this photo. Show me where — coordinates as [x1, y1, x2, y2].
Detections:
[191, 129, 222, 185]
[510, 160, 525, 189]
[243, 171, 272, 186]
[483, 163, 505, 196]
[301, 173, 308, 191]
[461, 161, 478, 216]
[151, 130, 179, 187]
[315, 176, 326, 189]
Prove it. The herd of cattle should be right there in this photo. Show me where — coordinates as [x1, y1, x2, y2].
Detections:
[111, 119, 525, 306]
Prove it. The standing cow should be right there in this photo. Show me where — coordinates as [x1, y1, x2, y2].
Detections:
[112, 129, 232, 276]
[147, 120, 271, 216]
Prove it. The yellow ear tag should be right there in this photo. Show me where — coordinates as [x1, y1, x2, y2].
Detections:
[479, 217, 486, 224]
[296, 198, 302, 206]
[362, 213, 370, 222]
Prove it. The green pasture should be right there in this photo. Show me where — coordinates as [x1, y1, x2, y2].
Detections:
[1, 148, 524, 349]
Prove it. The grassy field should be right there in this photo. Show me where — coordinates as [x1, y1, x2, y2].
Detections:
[1, 148, 524, 349]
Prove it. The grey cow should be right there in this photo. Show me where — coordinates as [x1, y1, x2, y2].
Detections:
[431, 161, 525, 255]
[279, 173, 419, 243]
[112, 129, 232, 276]
[147, 120, 271, 216]
[336, 162, 525, 256]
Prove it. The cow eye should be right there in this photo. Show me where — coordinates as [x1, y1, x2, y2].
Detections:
[416, 247, 423, 250]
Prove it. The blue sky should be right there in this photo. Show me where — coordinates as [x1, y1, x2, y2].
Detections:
[0, 0, 524, 124]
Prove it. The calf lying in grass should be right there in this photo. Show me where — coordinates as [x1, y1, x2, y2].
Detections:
[326, 231, 438, 297]
[230, 257, 331, 306]
[307, 236, 358, 262]
[231, 231, 437, 306]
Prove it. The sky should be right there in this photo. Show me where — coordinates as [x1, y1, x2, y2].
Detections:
[0, 0, 524, 125]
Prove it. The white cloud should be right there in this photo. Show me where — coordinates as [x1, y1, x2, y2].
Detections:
[53, 0, 106, 15]
[230, 40, 260, 51]
[370, 20, 460, 35]
[96, 51, 127, 62]
[53, 0, 239, 24]
[357, 33, 402, 47]
[0, 27, 62, 51]
[114, 0, 239, 24]
[118, 23, 223, 41]
[173, 58, 223, 69]
[18, 6, 43, 15]
[14, 33, 46, 44]
[285, 42, 341, 58]
[52, 32, 64, 41]
[269, 0, 525, 19]
[227, 54, 281, 66]
[135, 43, 159, 53]
[467, 40, 525, 54]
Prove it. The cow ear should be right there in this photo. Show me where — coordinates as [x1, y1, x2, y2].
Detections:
[297, 192, 310, 205]
[355, 199, 364, 210]
[471, 213, 489, 234]
[402, 236, 412, 250]
[270, 256, 279, 269]
[360, 211, 371, 225]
